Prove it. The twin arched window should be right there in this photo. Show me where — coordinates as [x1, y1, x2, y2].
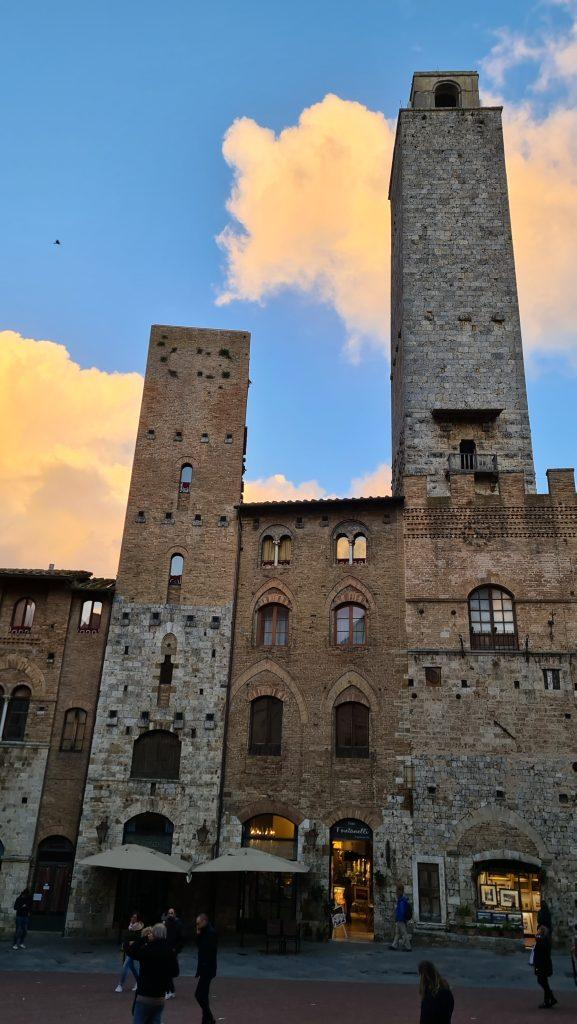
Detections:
[468, 586, 517, 650]
[130, 729, 181, 780]
[10, 598, 35, 633]
[335, 701, 369, 758]
[0, 685, 31, 741]
[261, 534, 292, 567]
[257, 603, 289, 646]
[336, 533, 367, 565]
[60, 708, 87, 752]
[168, 553, 184, 586]
[334, 603, 366, 646]
[249, 696, 283, 755]
[79, 599, 102, 632]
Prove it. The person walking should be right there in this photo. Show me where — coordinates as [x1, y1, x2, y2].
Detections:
[533, 924, 557, 1009]
[12, 888, 33, 949]
[161, 906, 184, 998]
[127, 922, 179, 1024]
[195, 913, 217, 1024]
[418, 961, 455, 1023]
[115, 911, 144, 992]
[390, 883, 412, 951]
[538, 898, 553, 937]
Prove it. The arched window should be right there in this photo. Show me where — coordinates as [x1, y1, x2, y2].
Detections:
[11, 598, 35, 633]
[336, 533, 367, 565]
[242, 814, 297, 860]
[469, 586, 517, 650]
[261, 534, 292, 567]
[257, 604, 289, 647]
[435, 81, 459, 108]
[335, 701, 369, 758]
[130, 729, 181, 779]
[79, 599, 103, 632]
[334, 603, 366, 646]
[168, 553, 184, 586]
[123, 813, 174, 854]
[3, 685, 31, 741]
[179, 464, 193, 493]
[60, 708, 87, 752]
[249, 696, 283, 755]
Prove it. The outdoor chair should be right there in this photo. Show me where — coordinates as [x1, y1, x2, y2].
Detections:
[265, 919, 283, 954]
[283, 920, 301, 953]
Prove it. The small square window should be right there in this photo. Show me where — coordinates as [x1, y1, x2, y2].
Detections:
[407, 678, 414, 688]
[201, 433, 209, 443]
[194, 514, 202, 525]
[543, 669, 561, 691]
[136, 511, 146, 522]
[174, 431, 183, 441]
[461, 679, 468, 688]
[425, 667, 442, 686]
[164, 512, 173, 521]
[141, 711, 149, 722]
[185, 614, 195, 627]
[225, 433, 233, 443]
[124, 645, 129, 655]
[122, 612, 130, 622]
[147, 429, 155, 439]
[108, 710, 117, 719]
[296, 516, 304, 528]
[160, 355, 168, 363]
[197, 370, 203, 377]
[321, 515, 329, 525]
[150, 612, 160, 624]
[211, 616, 221, 629]
[219, 515, 228, 527]
[514, 680, 520, 689]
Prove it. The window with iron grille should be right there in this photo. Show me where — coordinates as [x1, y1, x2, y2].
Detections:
[543, 668, 561, 691]
[249, 696, 283, 756]
[335, 701, 369, 758]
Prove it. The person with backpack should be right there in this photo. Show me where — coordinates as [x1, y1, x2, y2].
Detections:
[390, 882, 412, 951]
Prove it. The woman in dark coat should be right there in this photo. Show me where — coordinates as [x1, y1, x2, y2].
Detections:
[418, 961, 454, 1023]
[533, 925, 557, 1008]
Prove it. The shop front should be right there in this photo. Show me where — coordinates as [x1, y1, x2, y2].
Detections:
[240, 814, 298, 928]
[330, 818, 373, 940]
[475, 860, 542, 939]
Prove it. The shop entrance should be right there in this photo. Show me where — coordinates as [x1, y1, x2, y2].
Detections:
[330, 819, 373, 940]
[30, 835, 74, 931]
[475, 860, 542, 940]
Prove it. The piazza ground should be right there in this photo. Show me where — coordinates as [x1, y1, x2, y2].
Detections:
[1, 936, 576, 1023]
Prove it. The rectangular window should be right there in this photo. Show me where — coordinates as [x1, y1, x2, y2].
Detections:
[425, 667, 442, 686]
[543, 669, 560, 691]
[417, 862, 441, 923]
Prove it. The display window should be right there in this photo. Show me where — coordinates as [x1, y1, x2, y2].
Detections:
[476, 861, 541, 938]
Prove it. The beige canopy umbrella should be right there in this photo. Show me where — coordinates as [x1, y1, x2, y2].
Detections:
[189, 847, 309, 946]
[79, 843, 190, 874]
[189, 847, 309, 876]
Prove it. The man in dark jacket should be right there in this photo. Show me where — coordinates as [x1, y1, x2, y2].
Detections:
[195, 913, 217, 1024]
[12, 888, 33, 949]
[537, 898, 553, 936]
[533, 925, 557, 1009]
[128, 923, 179, 1024]
[161, 907, 184, 998]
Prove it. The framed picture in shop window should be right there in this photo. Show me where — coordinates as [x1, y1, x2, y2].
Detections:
[480, 884, 497, 906]
[499, 888, 520, 910]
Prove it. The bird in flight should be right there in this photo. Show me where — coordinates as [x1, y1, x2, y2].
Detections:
[53, 239, 61, 245]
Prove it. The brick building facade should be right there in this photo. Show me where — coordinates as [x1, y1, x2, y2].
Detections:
[0, 569, 113, 935]
[5, 69, 575, 944]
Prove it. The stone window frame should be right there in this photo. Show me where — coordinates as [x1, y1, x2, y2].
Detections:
[468, 584, 518, 651]
[0, 683, 32, 742]
[434, 80, 461, 109]
[332, 520, 369, 566]
[60, 707, 88, 753]
[259, 525, 294, 568]
[412, 855, 447, 927]
[330, 588, 369, 648]
[10, 596, 36, 634]
[253, 590, 292, 649]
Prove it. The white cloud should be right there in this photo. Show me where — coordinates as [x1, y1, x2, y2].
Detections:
[244, 463, 391, 503]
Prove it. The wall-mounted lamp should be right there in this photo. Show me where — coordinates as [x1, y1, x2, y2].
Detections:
[196, 820, 210, 844]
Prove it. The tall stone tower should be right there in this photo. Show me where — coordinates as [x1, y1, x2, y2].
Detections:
[67, 325, 250, 933]
[389, 72, 535, 497]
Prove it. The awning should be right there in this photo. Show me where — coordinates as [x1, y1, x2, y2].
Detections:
[79, 844, 190, 874]
[189, 847, 309, 875]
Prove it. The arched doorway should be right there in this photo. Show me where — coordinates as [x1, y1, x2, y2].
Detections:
[330, 819, 373, 939]
[240, 814, 298, 928]
[115, 813, 175, 925]
[475, 859, 542, 939]
[31, 836, 75, 931]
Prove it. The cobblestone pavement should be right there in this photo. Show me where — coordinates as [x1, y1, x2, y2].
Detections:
[2, 973, 577, 1024]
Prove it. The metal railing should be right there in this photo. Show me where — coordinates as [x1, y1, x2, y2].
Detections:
[448, 453, 498, 474]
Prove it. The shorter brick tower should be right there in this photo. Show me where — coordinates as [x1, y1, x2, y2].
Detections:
[67, 326, 249, 933]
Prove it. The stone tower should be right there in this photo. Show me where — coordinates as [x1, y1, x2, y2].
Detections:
[389, 71, 536, 496]
[67, 325, 249, 933]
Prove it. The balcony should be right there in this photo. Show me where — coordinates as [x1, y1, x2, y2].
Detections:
[448, 453, 498, 474]
[470, 630, 518, 651]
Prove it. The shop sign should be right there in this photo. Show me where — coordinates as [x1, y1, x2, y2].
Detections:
[331, 908, 347, 927]
[330, 819, 372, 841]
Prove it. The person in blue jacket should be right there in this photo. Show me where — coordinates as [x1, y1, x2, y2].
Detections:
[390, 883, 412, 951]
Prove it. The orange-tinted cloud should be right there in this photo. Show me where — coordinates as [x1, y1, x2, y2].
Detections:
[217, 90, 577, 367]
[243, 464, 391, 503]
[349, 462, 392, 498]
[0, 331, 142, 577]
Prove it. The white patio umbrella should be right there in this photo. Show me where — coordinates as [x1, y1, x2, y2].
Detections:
[79, 843, 190, 874]
[188, 847, 309, 946]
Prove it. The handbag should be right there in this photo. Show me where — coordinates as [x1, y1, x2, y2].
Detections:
[529, 945, 535, 966]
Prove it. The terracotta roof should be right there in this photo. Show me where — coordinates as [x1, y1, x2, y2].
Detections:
[0, 567, 91, 578]
[72, 577, 115, 591]
[0, 568, 115, 590]
[239, 495, 400, 511]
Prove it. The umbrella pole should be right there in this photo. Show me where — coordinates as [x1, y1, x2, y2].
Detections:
[240, 871, 245, 948]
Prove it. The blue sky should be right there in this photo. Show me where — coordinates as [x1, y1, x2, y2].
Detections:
[1, 0, 576, 506]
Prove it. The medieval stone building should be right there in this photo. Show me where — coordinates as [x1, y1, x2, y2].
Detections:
[3, 70, 575, 945]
